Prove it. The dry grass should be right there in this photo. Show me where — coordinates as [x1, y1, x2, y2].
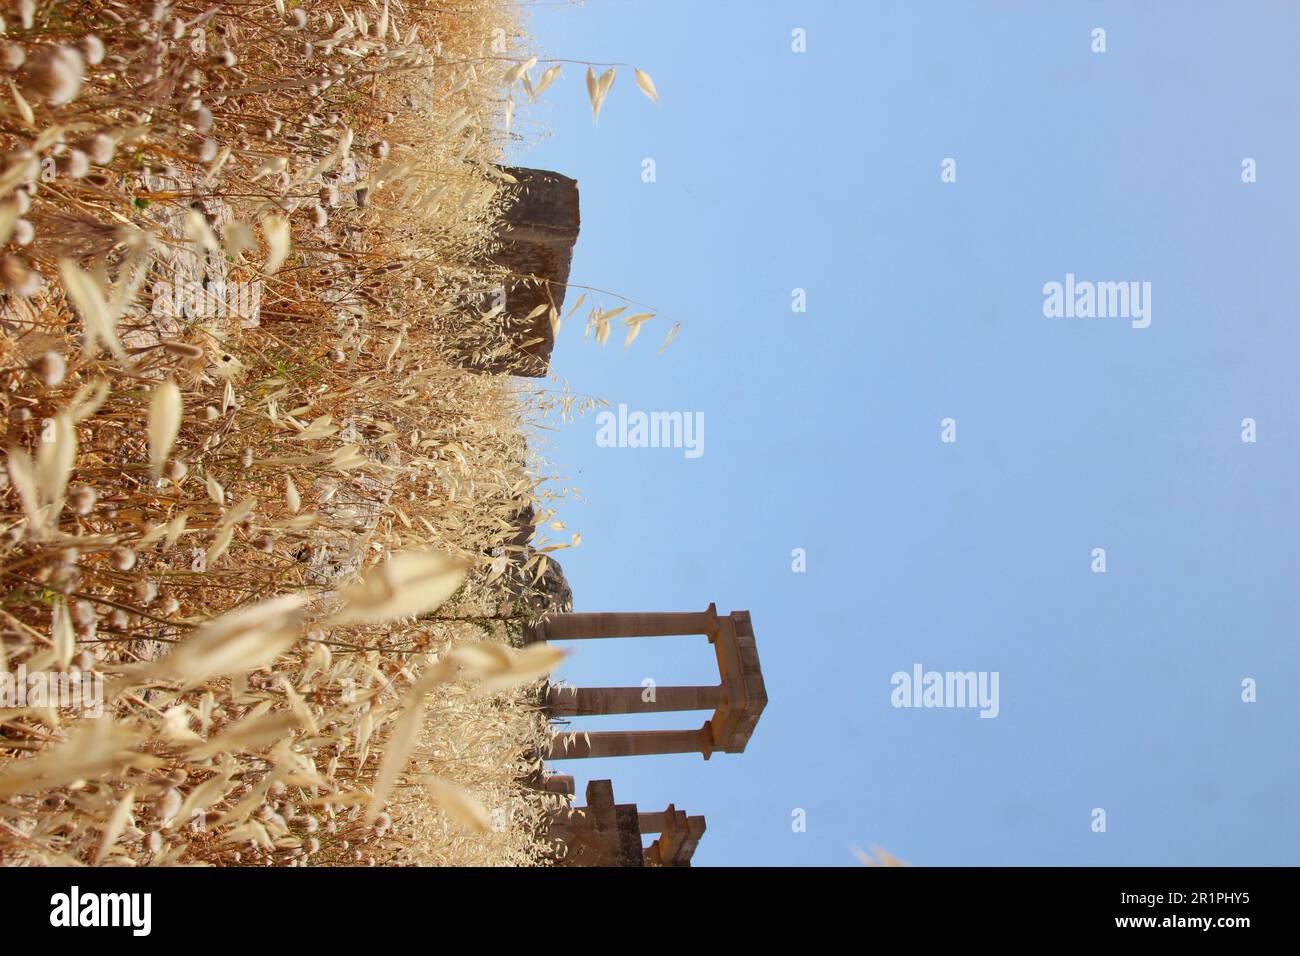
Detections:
[0, 0, 587, 866]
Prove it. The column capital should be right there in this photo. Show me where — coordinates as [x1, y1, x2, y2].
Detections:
[703, 602, 720, 642]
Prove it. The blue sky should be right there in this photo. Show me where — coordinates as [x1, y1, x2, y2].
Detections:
[510, 0, 1300, 866]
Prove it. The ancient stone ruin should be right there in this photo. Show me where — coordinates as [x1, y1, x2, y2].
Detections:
[479, 173, 765, 864]
[469, 165, 579, 376]
[542, 778, 706, 867]
[532, 605, 767, 760]
[528, 605, 767, 866]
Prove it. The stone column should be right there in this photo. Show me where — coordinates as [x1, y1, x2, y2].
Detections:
[644, 808, 706, 867]
[537, 606, 718, 641]
[546, 685, 722, 716]
[550, 725, 714, 760]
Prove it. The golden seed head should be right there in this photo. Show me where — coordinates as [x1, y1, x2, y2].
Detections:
[22, 46, 85, 106]
[110, 547, 137, 572]
[78, 35, 104, 67]
[185, 105, 213, 133]
[68, 485, 96, 515]
[56, 149, 89, 179]
[0, 42, 25, 72]
[30, 350, 65, 387]
[71, 599, 96, 629]
[132, 579, 157, 605]
[50, 563, 80, 594]
[0, 255, 39, 296]
[83, 133, 115, 165]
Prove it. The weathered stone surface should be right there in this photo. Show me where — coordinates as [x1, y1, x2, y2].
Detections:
[500, 503, 573, 615]
[545, 779, 646, 867]
[641, 805, 706, 867]
[475, 166, 579, 377]
[540, 780, 706, 867]
[531, 558, 573, 614]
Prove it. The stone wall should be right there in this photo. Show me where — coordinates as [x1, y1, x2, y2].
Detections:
[458, 165, 579, 377]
